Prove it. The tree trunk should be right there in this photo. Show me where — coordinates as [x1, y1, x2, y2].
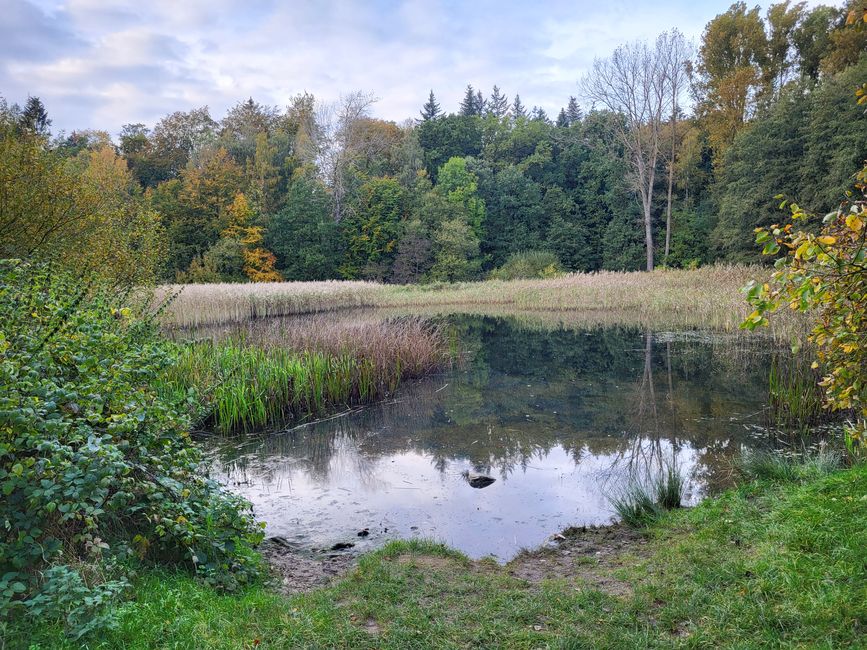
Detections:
[644, 199, 654, 271]
[664, 159, 674, 261]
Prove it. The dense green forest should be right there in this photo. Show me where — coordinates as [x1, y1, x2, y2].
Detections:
[1, 1, 865, 286]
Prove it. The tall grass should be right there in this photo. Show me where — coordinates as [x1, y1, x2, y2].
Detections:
[160, 317, 447, 433]
[609, 462, 685, 527]
[156, 265, 803, 338]
[735, 448, 844, 483]
[767, 350, 828, 434]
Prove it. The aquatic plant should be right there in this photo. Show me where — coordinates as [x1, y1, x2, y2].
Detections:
[767, 350, 829, 435]
[161, 317, 447, 433]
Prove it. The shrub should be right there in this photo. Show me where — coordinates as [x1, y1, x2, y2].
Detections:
[489, 250, 563, 280]
[0, 261, 263, 637]
[744, 162, 866, 454]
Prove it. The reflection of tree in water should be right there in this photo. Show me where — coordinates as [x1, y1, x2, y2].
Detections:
[202, 316, 777, 492]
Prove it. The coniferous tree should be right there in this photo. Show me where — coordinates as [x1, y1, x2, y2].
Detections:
[565, 96, 582, 124]
[474, 89, 486, 115]
[512, 95, 527, 119]
[459, 85, 478, 116]
[420, 90, 442, 121]
[487, 85, 509, 118]
[20, 96, 51, 136]
[556, 108, 569, 128]
[530, 106, 550, 123]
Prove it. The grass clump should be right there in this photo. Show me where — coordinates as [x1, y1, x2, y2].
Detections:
[768, 350, 829, 434]
[736, 447, 844, 483]
[488, 250, 562, 280]
[610, 463, 684, 527]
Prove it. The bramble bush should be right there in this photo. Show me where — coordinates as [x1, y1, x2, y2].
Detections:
[742, 162, 866, 455]
[0, 260, 263, 638]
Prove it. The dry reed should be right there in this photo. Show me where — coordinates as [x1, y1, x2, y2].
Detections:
[157, 265, 800, 337]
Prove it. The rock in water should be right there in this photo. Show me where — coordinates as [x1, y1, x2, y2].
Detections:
[466, 473, 496, 489]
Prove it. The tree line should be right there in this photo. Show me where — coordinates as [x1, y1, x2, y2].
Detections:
[1, 1, 865, 284]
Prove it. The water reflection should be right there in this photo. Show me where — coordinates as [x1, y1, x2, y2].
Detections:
[201, 316, 775, 560]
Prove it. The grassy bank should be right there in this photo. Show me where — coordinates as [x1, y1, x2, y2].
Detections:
[158, 265, 799, 336]
[15, 462, 865, 649]
[160, 317, 447, 433]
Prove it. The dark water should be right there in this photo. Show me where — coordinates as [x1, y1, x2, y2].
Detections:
[201, 315, 776, 560]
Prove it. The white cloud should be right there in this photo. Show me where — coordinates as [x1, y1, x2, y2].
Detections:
[0, 0, 823, 136]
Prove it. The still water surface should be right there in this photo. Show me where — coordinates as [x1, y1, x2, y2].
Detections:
[200, 315, 775, 560]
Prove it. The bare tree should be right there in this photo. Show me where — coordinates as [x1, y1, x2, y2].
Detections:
[581, 35, 671, 271]
[660, 30, 693, 263]
[316, 90, 378, 222]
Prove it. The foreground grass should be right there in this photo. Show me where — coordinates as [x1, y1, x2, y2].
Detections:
[15, 463, 866, 649]
[158, 265, 801, 337]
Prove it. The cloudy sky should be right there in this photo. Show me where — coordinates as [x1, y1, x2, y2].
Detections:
[1, 0, 821, 137]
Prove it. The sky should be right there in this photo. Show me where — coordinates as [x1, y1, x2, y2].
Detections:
[0, 0, 829, 137]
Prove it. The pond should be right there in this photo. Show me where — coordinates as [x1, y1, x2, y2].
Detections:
[199, 314, 777, 561]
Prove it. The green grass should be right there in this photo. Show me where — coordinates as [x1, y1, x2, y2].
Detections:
[609, 462, 684, 527]
[736, 447, 844, 483]
[14, 463, 867, 649]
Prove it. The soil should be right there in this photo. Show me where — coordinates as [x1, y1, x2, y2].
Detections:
[260, 523, 651, 598]
[507, 523, 652, 597]
[259, 538, 357, 595]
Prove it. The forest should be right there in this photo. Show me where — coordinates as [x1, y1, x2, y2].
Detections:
[2, 1, 865, 285]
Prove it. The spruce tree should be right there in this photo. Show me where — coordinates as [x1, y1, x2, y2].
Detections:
[556, 108, 569, 127]
[487, 85, 509, 118]
[474, 89, 486, 115]
[512, 94, 527, 119]
[459, 85, 478, 116]
[420, 90, 442, 121]
[531, 106, 549, 123]
[20, 96, 51, 136]
[566, 96, 582, 125]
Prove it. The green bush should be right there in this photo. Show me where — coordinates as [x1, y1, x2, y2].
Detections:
[489, 250, 563, 280]
[0, 261, 263, 637]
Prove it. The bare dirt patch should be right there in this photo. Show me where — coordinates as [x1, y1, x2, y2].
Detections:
[260, 538, 356, 595]
[507, 524, 651, 597]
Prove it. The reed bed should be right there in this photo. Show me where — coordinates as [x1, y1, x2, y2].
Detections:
[161, 317, 447, 434]
[157, 265, 801, 338]
[156, 280, 383, 328]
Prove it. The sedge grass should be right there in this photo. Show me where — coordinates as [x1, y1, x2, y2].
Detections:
[609, 461, 685, 527]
